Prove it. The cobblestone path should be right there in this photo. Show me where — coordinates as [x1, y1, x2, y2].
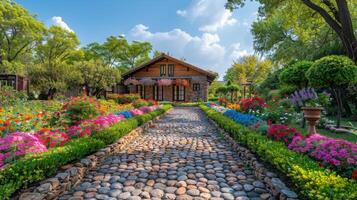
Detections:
[59, 107, 281, 200]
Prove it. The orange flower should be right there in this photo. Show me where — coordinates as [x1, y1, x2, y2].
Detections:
[0, 107, 3, 113]
[40, 128, 51, 132]
[14, 119, 21, 123]
[37, 112, 44, 118]
[25, 114, 33, 120]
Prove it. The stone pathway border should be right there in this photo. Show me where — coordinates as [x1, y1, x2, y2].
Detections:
[18, 115, 165, 200]
[208, 119, 298, 199]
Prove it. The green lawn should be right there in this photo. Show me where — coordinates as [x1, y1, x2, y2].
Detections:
[289, 123, 357, 143]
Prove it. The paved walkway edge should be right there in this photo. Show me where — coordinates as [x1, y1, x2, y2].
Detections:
[207, 118, 298, 199]
[18, 114, 167, 200]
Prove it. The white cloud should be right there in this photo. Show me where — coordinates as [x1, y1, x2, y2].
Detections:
[229, 43, 251, 61]
[131, 24, 225, 71]
[51, 16, 74, 32]
[177, 0, 237, 32]
[176, 10, 187, 17]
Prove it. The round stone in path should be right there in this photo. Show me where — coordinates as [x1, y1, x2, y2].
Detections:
[57, 107, 293, 199]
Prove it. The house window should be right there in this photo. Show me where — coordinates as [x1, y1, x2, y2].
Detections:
[153, 85, 158, 100]
[193, 83, 200, 91]
[173, 85, 185, 101]
[137, 85, 145, 99]
[160, 64, 166, 76]
[168, 64, 174, 77]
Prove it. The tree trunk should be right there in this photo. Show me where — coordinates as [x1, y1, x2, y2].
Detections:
[331, 87, 342, 128]
[301, 0, 357, 62]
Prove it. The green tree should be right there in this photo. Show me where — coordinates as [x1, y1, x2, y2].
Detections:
[224, 55, 272, 85]
[279, 60, 313, 88]
[0, 0, 45, 73]
[76, 60, 121, 97]
[251, 15, 344, 64]
[30, 26, 80, 99]
[208, 80, 224, 98]
[83, 36, 152, 70]
[36, 26, 79, 68]
[306, 55, 357, 127]
[226, 0, 357, 62]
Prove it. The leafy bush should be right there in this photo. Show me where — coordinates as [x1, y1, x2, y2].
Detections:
[267, 124, 302, 145]
[0, 137, 105, 198]
[199, 104, 357, 200]
[0, 86, 28, 107]
[239, 96, 266, 112]
[0, 104, 172, 199]
[60, 96, 101, 126]
[279, 60, 313, 88]
[132, 99, 149, 108]
[289, 134, 357, 178]
[107, 93, 141, 104]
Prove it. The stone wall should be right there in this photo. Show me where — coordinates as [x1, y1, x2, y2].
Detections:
[18, 117, 163, 200]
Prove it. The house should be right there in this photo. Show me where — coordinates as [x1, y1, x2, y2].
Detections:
[0, 74, 29, 93]
[113, 53, 217, 102]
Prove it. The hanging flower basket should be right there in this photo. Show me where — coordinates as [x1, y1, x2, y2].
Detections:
[139, 78, 156, 86]
[124, 78, 139, 85]
[157, 79, 173, 86]
[175, 79, 190, 87]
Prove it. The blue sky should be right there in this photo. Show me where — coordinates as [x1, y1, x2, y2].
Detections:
[16, 0, 260, 79]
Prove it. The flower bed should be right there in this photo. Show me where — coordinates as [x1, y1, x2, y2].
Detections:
[206, 102, 357, 179]
[0, 104, 172, 199]
[200, 104, 357, 199]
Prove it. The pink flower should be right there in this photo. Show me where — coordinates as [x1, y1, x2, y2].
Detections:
[0, 132, 47, 168]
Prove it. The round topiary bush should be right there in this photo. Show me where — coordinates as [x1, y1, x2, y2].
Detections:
[306, 55, 357, 127]
[279, 60, 313, 88]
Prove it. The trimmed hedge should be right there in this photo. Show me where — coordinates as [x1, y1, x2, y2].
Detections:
[0, 104, 172, 199]
[199, 104, 357, 200]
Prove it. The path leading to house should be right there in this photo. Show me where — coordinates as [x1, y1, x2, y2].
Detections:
[59, 107, 286, 200]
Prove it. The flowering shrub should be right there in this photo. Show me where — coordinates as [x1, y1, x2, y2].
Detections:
[223, 109, 261, 127]
[107, 93, 141, 104]
[35, 129, 69, 148]
[60, 96, 102, 126]
[218, 98, 228, 106]
[267, 124, 302, 145]
[139, 106, 159, 113]
[289, 134, 357, 178]
[117, 111, 133, 118]
[130, 108, 144, 116]
[0, 132, 47, 167]
[157, 79, 173, 86]
[132, 99, 150, 108]
[227, 103, 240, 111]
[240, 96, 266, 112]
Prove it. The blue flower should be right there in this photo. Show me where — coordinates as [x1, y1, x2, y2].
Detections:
[116, 111, 132, 118]
[223, 109, 261, 127]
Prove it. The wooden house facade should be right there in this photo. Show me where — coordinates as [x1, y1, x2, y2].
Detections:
[114, 54, 216, 102]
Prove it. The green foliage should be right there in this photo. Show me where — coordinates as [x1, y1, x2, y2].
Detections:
[61, 96, 101, 125]
[208, 80, 223, 98]
[278, 85, 298, 96]
[0, 136, 105, 199]
[0, 0, 45, 68]
[199, 104, 357, 200]
[83, 36, 152, 69]
[75, 60, 121, 97]
[0, 86, 27, 107]
[279, 61, 313, 88]
[224, 55, 272, 84]
[0, 104, 172, 199]
[107, 93, 141, 104]
[307, 55, 357, 88]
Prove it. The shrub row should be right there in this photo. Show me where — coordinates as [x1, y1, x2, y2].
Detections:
[0, 104, 172, 199]
[199, 104, 357, 200]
